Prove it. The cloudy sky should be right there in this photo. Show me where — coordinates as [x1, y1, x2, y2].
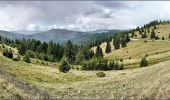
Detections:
[0, 1, 170, 32]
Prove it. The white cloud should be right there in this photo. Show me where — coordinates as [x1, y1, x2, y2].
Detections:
[0, 1, 170, 33]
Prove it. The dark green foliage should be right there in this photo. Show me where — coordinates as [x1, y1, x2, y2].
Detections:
[131, 31, 135, 38]
[142, 32, 147, 38]
[121, 39, 127, 48]
[3, 48, 13, 59]
[150, 30, 156, 39]
[18, 42, 26, 55]
[96, 44, 103, 58]
[75, 47, 94, 64]
[82, 58, 123, 70]
[96, 72, 105, 77]
[23, 51, 31, 63]
[162, 36, 165, 40]
[125, 34, 130, 43]
[105, 41, 111, 53]
[64, 40, 77, 64]
[59, 60, 70, 73]
[139, 30, 142, 35]
[140, 57, 148, 67]
[113, 32, 130, 50]
[113, 36, 120, 50]
[154, 25, 156, 29]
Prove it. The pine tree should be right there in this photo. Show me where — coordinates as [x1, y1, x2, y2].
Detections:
[105, 41, 111, 53]
[140, 57, 148, 67]
[113, 37, 120, 50]
[125, 34, 130, 43]
[142, 32, 147, 38]
[150, 30, 156, 39]
[64, 40, 76, 64]
[96, 44, 103, 58]
[121, 40, 126, 48]
[59, 59, 70, 73]
[23, 51, 31, 63]
[18, 42, 26, 55]
[162, 36, 165, 40]
[131, 31, 135, 38]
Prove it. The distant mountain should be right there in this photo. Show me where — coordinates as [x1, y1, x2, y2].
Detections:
[0, 29, 121, 44]
[28, 29, 84, 44]
[12, 30, 43, 35]
[0, 30, 25, 39]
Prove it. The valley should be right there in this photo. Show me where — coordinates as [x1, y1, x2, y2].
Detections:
[0, 21, 170, 99]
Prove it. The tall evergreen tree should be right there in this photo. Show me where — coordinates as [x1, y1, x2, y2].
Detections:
[142, 32, 147, 38]
[96, 44, 103, 58]
[125, 34, 130, 43]
[64, 40, 76, 64]
[113, 36, 120, 50]
[105, 41, 111, 53]
[18, 42, 26, 55]
[150, 29, 156, 39]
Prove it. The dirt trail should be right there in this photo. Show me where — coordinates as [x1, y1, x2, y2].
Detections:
[0, 67, 52, 100]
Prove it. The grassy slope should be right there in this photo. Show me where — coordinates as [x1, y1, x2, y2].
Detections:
[0, 77, 29, 99]
[0, 53, 170, 99]
[92, 23, 170, 68]
[0, 23, 170, 99]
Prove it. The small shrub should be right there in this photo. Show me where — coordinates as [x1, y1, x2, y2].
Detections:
[156, 52, 158, 54]
[129, 57, 131, 59]
[119, 63, 124, 70]
[96, 72, 105, 77]
[120, 58, 123, 62]
[59, 60, 70, 73]
[162, 36, 165, 40]
[144, 40, 147, 43]
[140, 57, 148, 67]
[145, 53, 148, 57]
[3, 48, 13, 59]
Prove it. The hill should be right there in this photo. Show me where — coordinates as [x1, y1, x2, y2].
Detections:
[0, 47, 170, 99]
[0, 29, 120, 44]
[92, 22, 170, 68]
[0, 30, 25, 39]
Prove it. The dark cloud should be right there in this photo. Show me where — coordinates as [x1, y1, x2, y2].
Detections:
[0, 1, 169, 32]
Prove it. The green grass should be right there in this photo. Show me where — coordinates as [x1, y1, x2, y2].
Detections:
[0, 53, 170, 99]
[0, 78, 29, 99]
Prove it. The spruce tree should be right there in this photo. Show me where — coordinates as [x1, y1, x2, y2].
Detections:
[150, 30, 156, 39]
[59, 59, 70, 73]
[96, 44, 103, 58]
[125, 34, 130, 43]
[64, 40, 76, 64]
[113, 37, 120, 50]
[23, 51, 31, 63]
[18, 42, 26, 55]
[142, 32, 147, 38]
[105, 41, 111, 53]
[140, 57, 148, 67]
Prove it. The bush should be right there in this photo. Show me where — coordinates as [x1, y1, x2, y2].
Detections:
[3, 48, 13, 59]
[59, 60, 70, 73]
[140, 57, 148, 67]
[82, 58, 123, 70]
[96, 72, 105, 77]
[23, 51, 31, 63]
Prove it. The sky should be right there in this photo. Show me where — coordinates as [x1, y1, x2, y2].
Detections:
[0, 1, 170, 33]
